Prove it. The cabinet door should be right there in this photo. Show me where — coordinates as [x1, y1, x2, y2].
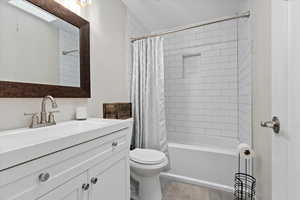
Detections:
[37, 173, 88, 200]
[89, 155, 129, 200]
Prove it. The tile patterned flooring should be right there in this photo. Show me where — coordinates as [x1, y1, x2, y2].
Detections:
[162, 182, 233, 200]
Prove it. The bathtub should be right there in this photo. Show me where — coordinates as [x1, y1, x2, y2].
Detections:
[161, 143, 238, 193]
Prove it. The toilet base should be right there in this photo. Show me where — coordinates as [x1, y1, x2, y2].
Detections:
[132, 172, 162, 200]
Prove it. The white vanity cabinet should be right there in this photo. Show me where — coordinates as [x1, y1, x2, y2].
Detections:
[37, 173, 89, 200]
[37, 154, 129, 200]
[88, 153, 128, 200]
[0, 119, 133, 200]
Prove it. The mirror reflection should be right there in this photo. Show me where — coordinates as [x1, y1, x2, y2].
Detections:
[0, 0, 80, 87]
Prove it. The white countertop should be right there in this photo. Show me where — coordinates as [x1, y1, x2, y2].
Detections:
[0, 118, 133, 171]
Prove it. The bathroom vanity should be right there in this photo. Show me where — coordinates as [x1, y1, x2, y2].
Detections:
[0, 118, 133, 200]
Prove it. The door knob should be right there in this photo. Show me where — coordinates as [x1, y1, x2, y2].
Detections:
[261, 116, 280, 134]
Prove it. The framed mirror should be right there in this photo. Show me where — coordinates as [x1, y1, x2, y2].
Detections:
[0, 0, 90, 98]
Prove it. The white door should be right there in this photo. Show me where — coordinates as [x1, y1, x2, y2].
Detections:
[89, 158, 128, 200]
[37, 173, 88, 200]
[271, 0, 300, 199]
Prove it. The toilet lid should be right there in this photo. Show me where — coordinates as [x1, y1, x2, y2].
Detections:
[130, 148, 166, 165]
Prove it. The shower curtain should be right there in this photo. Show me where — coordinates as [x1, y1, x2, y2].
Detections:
[130, 37, 168, 155]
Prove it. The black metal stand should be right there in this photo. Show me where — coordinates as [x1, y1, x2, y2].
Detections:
[234, 155, 256, 200]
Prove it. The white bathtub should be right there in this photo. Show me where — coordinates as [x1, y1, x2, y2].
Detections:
[161, 143, 238, 193]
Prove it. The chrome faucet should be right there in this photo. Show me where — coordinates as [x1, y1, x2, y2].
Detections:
[41, 95, 58, 124]
[25, 95, 59, 128]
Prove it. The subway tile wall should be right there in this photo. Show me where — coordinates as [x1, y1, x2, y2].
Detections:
[164, 19, 252, 149]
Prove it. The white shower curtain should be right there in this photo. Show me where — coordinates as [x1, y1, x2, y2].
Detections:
[130, 37, 168, 154]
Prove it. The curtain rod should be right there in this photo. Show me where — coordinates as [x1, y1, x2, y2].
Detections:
[131, 11, 250, 43]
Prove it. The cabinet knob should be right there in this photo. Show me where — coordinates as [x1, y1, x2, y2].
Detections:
[82, 183, 90, 191]
[112, 141, 118, 147]
[38, 173, 50, 182]
[91, 177, 98, 184]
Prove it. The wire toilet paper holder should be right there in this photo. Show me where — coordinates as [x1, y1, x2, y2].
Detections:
[234, 151, 256, 200]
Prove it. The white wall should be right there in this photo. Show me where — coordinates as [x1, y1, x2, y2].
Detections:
[0, 0, 129, 131]
[249, 0, 272, 199]
[84, 0, 129, 118]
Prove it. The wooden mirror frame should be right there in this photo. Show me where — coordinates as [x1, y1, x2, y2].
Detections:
[0, 0, 91, 98]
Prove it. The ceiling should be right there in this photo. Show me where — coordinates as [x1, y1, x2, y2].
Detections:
[122, 0, 248, 32]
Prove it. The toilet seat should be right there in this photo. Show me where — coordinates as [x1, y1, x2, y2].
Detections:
[130, 149, 169, 200]
[130, 148, 166, 165]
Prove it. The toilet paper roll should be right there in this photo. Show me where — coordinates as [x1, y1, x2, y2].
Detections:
[238, 143, 255, 159]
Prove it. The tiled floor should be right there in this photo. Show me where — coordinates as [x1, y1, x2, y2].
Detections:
[162, 182, 233, 200]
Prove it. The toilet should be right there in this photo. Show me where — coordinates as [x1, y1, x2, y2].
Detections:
[130, 148, 169, 200]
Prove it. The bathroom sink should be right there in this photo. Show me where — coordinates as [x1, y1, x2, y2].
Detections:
[0, 120, 108, 149]
[0, 118, 132, 171]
